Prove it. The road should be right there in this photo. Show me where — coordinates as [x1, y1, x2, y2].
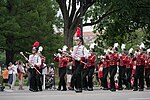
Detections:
[0, 87, 150, 100]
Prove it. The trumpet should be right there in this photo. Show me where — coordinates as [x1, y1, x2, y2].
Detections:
[57, 49, 70, 57]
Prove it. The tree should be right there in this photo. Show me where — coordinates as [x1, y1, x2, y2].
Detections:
[85, 0, 150, 49]
[0, 0, 62, 64]
[56, 0, 96, 48]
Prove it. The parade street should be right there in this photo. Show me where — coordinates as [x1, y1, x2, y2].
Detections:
[0, 87, 150, 100]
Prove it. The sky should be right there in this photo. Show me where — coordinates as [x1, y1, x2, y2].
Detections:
[56, 1, 93, 32]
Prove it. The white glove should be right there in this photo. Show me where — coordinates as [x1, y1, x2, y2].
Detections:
[57, 53, 61, 57]
[69, 66, 72, 69]
[99, 67, 103, 71]
[77, 57, 80, 61]
[58, 49, 62, 52]
[133, 66, 136, 69]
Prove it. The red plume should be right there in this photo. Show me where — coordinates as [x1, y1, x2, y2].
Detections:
[75, 27, 81, 37]
[32, 41, 40, 47]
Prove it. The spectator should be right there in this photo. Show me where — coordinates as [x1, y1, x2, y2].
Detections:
[26, 63, 31, 87]
[3, 66, 8, 86]
[8, 62, 13, 88]
[18, 61, 25, 90]
[11, 61, 18, 90]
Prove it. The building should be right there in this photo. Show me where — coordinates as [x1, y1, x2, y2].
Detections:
[83, 32, 98, 45]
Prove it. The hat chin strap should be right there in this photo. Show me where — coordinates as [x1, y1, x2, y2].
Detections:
[78, 41, 82, 46]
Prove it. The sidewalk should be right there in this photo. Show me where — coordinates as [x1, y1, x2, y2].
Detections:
[3, 86, 30, 93]
[2, 85, 101, 93]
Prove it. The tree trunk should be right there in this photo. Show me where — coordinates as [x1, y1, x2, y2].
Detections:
[6, 34, 14, 65]
[64, 28, 74, 49]
[63, 17, 75, 49]
[63, 18, 80, 49]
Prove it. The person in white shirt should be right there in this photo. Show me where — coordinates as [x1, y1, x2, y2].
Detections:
[8, 62, 13, 88]
[71, 27, 88, 93]
[28, 42, 41, 92]
[11, 61, 18, 90]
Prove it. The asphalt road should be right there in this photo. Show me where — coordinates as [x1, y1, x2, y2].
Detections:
[0, 87, 150, 100]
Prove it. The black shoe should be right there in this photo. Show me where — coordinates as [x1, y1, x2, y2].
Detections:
[0, 86, 5, 91]
[29, 88, 33, 91]
[125, 87, 132, 90]
[110, 89, 116, 92]
[68, 87, 74, 90]
[103, 88, 109, 90]
[139, 88, 144, 91]
[32, 89, 38, 92]
[133, 88, 138, 91]
[61, 89, 67, 91]
[88, 88, 93, 91]
[57, 88, 61, 91]
[39, 89, 43, 91]
[75, 89, 82, 93]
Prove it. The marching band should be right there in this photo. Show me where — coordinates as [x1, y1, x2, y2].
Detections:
[53, 28, 150, 93]
[5, 28, 150, 93]
[52, 42, 150, 93]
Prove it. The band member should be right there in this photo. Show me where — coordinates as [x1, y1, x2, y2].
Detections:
[118, 50, 128, 90]
[82, 49, 96, 91]
[66, 56, 73, 88]
[102, 50, 110, 90]
[68, 57, 76, 90]
[145, 49, 150, 89]
[37, 57, 45, 91]
[72, 27, 88, 93]
[82, 61, 88, 90]
[28, 41, 41, 92]
[133, 47, 146, 91]
[108, 46, 119, 92]
[37, 46, 45, 91]
[86, 49, 96, 91]
[126, 48, 134, 90]
[98, 60, 103, 89]
[54, 51, 68, 91]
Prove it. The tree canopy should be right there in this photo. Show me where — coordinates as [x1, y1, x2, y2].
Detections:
[0, 0, 63, 64]
[84, 0, 150, 49]
[56, 0, 150, 50]
[0, 0, 150, 64]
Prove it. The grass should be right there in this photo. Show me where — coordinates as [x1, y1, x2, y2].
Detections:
[0, 73, 99, 87]
[0, 75, 59, 86]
